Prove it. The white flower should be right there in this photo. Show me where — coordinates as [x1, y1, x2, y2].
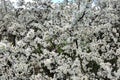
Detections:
[13, 62, 28, 74]
[0, 42, 6, 52]
[51, 3, 56, 9]
[43, 31, 51, 41]
[26, 29, 35, 39]
[25, 47, 32, 56]
[62, 45, 71, 50]
[44, 58, 53, 69]
[34, 74, 42, 80]
[114, 68, 120, 79]
[116, 48, 120, 56]
[8, 26, 16, 33]
[100, 62, 112, 73]
[42, 49, 50, 54]
[63, 23, 70, 30]
[71, 75, 80, 80]
[16, 40, 26, 48]
[81, 75, 88, 80]
[34, 37, 42, 44]
[44, 59, 52, 65]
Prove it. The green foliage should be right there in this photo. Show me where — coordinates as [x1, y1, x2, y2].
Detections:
[55, 43, 65, 54]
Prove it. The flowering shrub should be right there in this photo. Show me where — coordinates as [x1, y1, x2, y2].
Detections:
[0, 0, 120, 79]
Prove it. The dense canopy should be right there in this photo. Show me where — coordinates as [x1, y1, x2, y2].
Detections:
[0, 0, 120, 79]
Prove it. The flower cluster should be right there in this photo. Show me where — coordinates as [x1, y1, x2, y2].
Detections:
[0, 0, 120, 79]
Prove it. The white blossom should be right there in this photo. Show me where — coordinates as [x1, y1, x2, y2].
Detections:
[25, 47, 32, 56]
[0, 0, 119, 79]
[0, 42, 6, 52]
[16, 40, 26, 48]
[26, 29, 35, 39]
